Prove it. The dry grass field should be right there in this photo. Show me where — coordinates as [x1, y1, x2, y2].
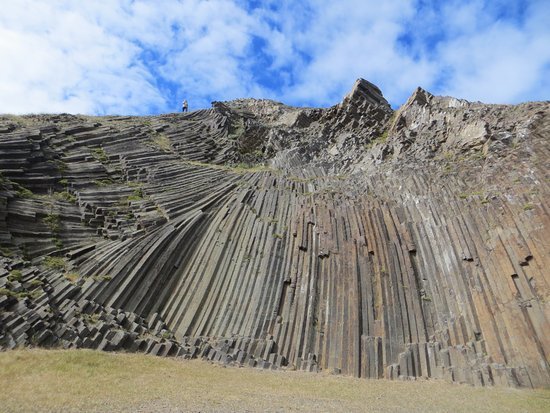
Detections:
[0, 349, 548, 412]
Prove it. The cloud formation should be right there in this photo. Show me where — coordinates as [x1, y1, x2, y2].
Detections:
[0, 0, 548, 115]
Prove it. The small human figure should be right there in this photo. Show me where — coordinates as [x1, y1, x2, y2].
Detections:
[182, 99, 188, 112]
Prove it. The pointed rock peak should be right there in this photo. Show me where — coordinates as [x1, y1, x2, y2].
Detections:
[343, 78, 389, 107]
[405, 87, 433, 107]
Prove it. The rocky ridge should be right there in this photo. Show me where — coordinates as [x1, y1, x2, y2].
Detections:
[0, 79, 548, 388]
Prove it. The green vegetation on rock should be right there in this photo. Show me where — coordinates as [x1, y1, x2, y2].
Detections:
[43, 256, 66, 271]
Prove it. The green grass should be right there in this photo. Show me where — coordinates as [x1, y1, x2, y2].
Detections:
[127, 181, 143, 188]
[0, 247, 13, 257]
[13, 182, 34, 198]
[231, 162, 275, 174]
[53, 191, 77, 203]
[54, 237, 64, 249]
[0, 287, 36, 300]
[82, 313, 101, 324]
[151, 134, 172, 152]
[43, 214, 61, 232]
[91, 147, 108, 163]
[182, 159, 276, 174]
[127, 188, 144, 201]
[43, 256, 66, 271]
[458, 190, 484, 200]
[94, 178, 115, 186]
[7, 270, 22, 282]
[0, 287, 12, 296]
[364, 129, 390, 150]
[55, 160, 68, 173]
[0, 349, 548, 413]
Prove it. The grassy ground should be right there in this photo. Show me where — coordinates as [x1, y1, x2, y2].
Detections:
[0, 349, 548, 413]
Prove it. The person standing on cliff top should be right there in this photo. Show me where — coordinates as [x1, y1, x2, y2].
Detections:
[182, 99, 188, 112]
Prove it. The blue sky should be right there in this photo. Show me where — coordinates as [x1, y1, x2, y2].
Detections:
[0, 0, 548, 115]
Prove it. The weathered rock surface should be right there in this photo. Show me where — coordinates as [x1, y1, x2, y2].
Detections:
[0, 78, 548, 388]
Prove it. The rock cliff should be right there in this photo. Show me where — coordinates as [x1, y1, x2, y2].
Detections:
[0, 79, 548, 388]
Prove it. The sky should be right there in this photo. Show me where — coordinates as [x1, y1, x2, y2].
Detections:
[0, 0, 549, 115]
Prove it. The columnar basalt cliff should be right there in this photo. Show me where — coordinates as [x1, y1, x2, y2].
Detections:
[0, 79, 548, 388]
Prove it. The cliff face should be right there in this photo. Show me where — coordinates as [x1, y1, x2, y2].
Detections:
[0, 79, 548, 388]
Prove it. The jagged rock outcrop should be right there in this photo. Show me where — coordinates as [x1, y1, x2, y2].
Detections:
[0, 79, 549, 388]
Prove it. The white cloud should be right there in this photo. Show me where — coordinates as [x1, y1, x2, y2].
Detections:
[272, 0, 550, 107]
[270, 0, 436, 106]
[158, 0, 267, 109]
[0, 1, 166, 114]
[0, 0, 548, 115]
[434, 0, 550, 103]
